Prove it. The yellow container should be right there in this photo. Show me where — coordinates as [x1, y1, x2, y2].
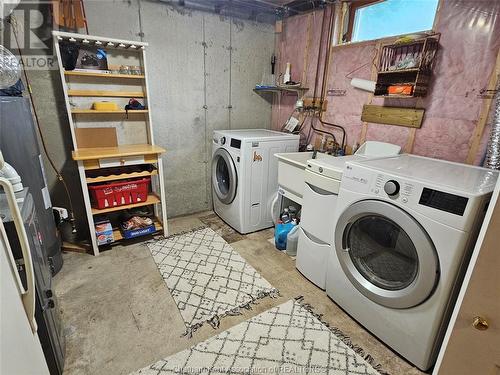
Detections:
[92, 101, 119, 111]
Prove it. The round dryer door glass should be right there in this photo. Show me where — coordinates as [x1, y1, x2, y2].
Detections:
[335, 200, 439, 309]
[346, 215, 418, 291]
[212, 148, 237, 204]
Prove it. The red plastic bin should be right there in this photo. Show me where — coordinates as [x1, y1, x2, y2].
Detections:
[89, 178, 151, 210]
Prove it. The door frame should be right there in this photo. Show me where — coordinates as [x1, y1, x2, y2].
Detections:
[433, 181, 500, 375]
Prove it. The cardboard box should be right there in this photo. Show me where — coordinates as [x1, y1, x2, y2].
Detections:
[95, 220, 114, 245]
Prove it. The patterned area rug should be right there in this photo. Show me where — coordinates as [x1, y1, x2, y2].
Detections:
[132, 298, 386, 375]
[198, 213, 246, 244]
[147, 227, 279, 337]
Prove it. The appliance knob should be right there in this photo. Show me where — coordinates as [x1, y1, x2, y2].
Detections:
[384, 180, 400, 196]
[220, 136, 226, 145]
[45, 289, 53, 298]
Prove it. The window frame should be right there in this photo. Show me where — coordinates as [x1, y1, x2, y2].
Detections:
[344, 0, 439, 44]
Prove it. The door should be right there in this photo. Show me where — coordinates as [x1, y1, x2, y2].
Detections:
[434, 182, 500, 375]
[212, 148, 238, 204]
[335, 199, 439, 309]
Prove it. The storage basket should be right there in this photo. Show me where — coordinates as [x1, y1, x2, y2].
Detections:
[89, 178, 150, 209]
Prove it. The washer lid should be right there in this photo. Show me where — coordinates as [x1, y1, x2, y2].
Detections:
[214, 129, 299, 142]
[351, 154, 498, 196]
[307, 155, 366, 180]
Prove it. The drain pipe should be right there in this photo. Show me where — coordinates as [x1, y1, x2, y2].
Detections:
[485, 88, 500, 170]
[0, 152, 23, 193]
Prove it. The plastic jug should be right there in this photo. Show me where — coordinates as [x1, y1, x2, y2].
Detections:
[275, 221, 295, 250]
[286, 225, 300, 256]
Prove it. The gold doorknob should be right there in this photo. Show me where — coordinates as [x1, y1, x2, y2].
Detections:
[472, 316, 489, 331]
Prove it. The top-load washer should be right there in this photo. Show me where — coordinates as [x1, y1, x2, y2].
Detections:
[296, 142, 401, 289]
[212, 129, 299, 234]
[325, 154, 498, 370]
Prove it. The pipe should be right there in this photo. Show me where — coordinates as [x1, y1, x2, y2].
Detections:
[312, 8, 328, 102]
[316, 4, 347, 151]
[0, 161, 24, 193]
[484, 88, 500, 170]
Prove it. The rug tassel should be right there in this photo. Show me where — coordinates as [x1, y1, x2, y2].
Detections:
[294, 295, 391, 375]
[208, 315, 221, 329]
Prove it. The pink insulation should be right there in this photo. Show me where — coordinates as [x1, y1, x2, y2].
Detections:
[271, 0, 500, 164]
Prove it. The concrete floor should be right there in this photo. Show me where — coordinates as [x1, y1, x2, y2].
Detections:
[54, 211, 424, 375]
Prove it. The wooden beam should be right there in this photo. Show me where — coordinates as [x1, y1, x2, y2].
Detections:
[466, 49, 500, 164]
[301, 14, 313, 86]
[361, 104, 425, 128]
[404, 97, 424, 153]
[359, 41, 382, 144]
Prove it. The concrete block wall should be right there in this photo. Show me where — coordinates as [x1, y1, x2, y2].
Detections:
[28, 0, 274, 237]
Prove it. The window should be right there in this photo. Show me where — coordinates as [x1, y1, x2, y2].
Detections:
[347, 0, 439, 43]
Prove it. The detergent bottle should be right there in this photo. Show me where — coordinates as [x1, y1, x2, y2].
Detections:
[274, 220, 296, 251]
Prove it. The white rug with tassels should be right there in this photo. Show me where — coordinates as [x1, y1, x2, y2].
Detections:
[132, 298, 385, 375]
[147, 227, 279, 337]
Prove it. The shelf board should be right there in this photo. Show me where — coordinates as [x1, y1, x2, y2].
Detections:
[375, 94, 421, 99]
[65, 71, 145, 79]
[254, 86, 309, 94]
[86, 170, 157, 183]
[67, 89, 145, 97]
[378, 68, 420, 75]
[71, 109, 148, 114]
[73, 144, 166, 161]
[111, 219, 163, 243]
[92, 194, 160, 215]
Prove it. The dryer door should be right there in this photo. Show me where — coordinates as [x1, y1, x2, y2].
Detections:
[335, 200, 439, 309]
[212, 148, 238, 205]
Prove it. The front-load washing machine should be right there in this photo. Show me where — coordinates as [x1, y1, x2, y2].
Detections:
[212, 129, 299, 234]
[325, 154, 498, 370]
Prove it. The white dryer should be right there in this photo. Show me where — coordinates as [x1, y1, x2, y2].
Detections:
[212, 129, 299, 234]
[325, 154, 498, 370]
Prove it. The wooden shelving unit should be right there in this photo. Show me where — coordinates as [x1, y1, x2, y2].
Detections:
[53, 31, 168, 255]
[374, 34, 440, 98]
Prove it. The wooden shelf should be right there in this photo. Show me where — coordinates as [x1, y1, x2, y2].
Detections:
[67, 89, 145, 97]
[73, 144, 166, 161]
[378, 68, 420, 75]
[71, 109, 149, 114]
[55, 31, 168, 255]
[86, 170, 157, 183]
[92, 194, 160, 215]
[111, 219, 163, 243]
[254, 86, 309, 94]
[65, 71, 145, 79]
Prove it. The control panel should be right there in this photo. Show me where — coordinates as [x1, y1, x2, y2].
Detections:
[371, 173, 414, 204]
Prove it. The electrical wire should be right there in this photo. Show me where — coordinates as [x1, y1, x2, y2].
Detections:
[8, 16, 76, 232]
